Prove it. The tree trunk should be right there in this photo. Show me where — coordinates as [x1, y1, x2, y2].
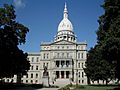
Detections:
[106, 79, 108, 86]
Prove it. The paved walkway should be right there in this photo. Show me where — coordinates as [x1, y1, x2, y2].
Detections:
[13, 87, 58, 90]
[36, 88, 58, 90]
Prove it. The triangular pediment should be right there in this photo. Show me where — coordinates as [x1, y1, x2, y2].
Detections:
[51, 40, 76, 45]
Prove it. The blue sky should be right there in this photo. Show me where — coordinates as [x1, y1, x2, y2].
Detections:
[0, 0, 104, 52]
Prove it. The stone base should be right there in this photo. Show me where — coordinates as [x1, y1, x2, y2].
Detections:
[42, 76, 49, 87]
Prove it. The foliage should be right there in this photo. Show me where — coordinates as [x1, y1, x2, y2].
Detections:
[85, 0, 120, 84]
[84, 46, 114, 84]
[97, 0, 120, 80]
[0, 4, 30, 79]
[58, 85, 70, 90]
[72, 85, 116, 90]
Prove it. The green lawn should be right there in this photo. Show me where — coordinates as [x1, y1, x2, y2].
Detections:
[73, 85, 117, 90]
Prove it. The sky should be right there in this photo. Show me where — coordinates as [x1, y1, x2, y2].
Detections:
[0, 0, 104, 52]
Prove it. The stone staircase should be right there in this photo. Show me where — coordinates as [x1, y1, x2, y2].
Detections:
[54, 79, 70, 88]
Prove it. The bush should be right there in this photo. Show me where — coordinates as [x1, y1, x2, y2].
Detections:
[77, 85, 85, 89]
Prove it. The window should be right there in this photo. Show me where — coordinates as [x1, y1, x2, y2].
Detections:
[67, 46, 69, 49]
[43, 63, 45, 68]
[32, 57, 34, 62]
[31, 73, 33, 78]
[47, 63, 48, 67]
[36, 73, 38, 78]
[47, 53, 49, 59]
[7, 79, 9, 82]
[78, 53, 80, 59]
[31, 65, 33, 70]
[81, 46, 83, 50]
[36, 57, 39, 62]
[36, 65, 38, 70]
[82, 72, 84, 78]
[21, 80, 23, 83]
[57, 53, 59, 57]
[31, 80, 33, 83]
[79, 80, 80, 83]
[82, 80, 84, 83]
[64, 36, 66, 39]
[35, 80, 38, 83]
[79, 72, 80, 77]
[67, 53, 69, 58]
[78, 63, 80, 68]
[26, 80, 28, 83]
[26, 74, 28, 78]
[81, 53, 84, 59]
[62, 53, 64, 57]
[82, 63, 84, 68]
[43, 53, 45, 59]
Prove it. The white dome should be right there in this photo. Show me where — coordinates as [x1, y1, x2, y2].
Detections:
[58, 18, 73, 32]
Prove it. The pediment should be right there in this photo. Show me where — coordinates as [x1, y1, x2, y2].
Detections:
[51, 40, 76, 45]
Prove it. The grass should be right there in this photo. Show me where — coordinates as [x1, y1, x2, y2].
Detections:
[73, 85, 117, 90]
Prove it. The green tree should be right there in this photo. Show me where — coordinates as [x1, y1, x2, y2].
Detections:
[85, 0, 120, 84]
[97, 0, 120, 80]
[0, 4, 30, 82]
[84, 46, 113, 85]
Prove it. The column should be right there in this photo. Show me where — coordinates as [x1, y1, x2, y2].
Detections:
[64, 61, 66, 67]
[64, 71, 66, 78]
[59, 61, 61, 68]
[59, 71, 61, 78]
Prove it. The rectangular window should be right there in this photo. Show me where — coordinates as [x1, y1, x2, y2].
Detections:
[32, 57, 34, 62]
[36, 73, 38, 78]
[78, 53, 80, 59]
[62, 53, 64, 57]
[31, 73, 33, 78]
[26, 74, 28, 78]
[82, 72, 84, 78]
[81, 53, 84, 59]
[31, 80, 33, 83]
[35, 80, 38, 83]
[47, 63, 48, 67]
[21, 80, 23, 83]
[36, 57, 39, 62]
[82, 63, 84, 68]
[79, 72, 80, 77]
[36, 65, 38, 70]
[78, 63, 80, 68]
[31, 65, 33, 70]
[27, 57, 29, 61]
[67, 53, 69, 58]
[82, 80, 84, 83]
[43, 63, 45, 68]
[43, 53, 45, 59]
[26, 80, 28, 83]
[57, 53, 59, 57]
[47, 53, 49, 59]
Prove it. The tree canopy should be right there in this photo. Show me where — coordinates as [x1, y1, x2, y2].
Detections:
[84, 0, 120, 84]
[0, 4, 30, 79]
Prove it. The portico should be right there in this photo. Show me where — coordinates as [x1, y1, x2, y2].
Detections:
[56, 71, 70, 79]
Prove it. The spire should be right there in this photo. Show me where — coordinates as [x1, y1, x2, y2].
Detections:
[63, 2, 68, 19]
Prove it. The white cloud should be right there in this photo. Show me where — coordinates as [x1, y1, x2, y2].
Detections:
[13, 0, 25, 8]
